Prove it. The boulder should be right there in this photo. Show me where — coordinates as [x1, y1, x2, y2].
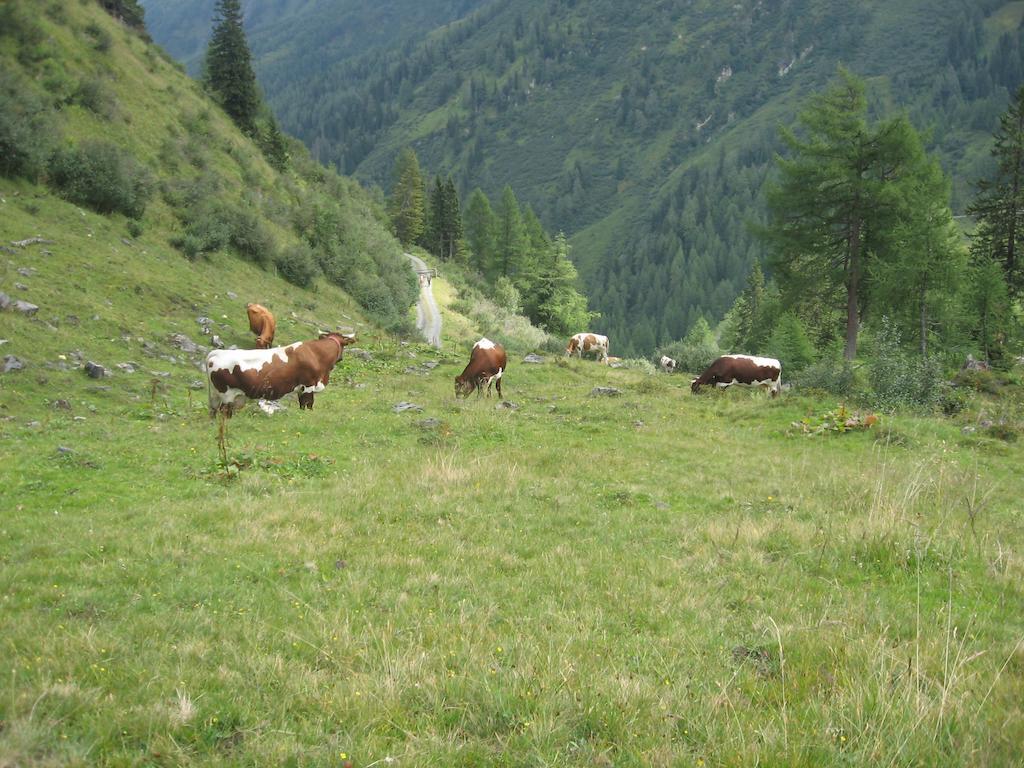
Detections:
[169, 333, 204, 354]
[0, 292, 9, 310]
[84, 361, 106, 379]
[13, 300, 38, 316]
[589, 386, 623, 397]
[2, 355, 24, 373]
[393, 401, 424, 413]
[522, 353, 546, 364]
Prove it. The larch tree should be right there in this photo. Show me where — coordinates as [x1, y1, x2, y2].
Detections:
[204, 0, 260, 136]
[764, 68, 927, 360]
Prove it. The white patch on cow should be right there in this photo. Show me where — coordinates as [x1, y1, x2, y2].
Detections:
[296, 380, 326, 395]
[474, 337, 496, 350]
[717, 377, 777, 390]
[723, 354, 781, 369]
[206, 342, 302, 374]
[494, 366, 503, 379]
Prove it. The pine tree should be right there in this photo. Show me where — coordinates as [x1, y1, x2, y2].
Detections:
[443, 177, 464, 262]
[764, 68, 928, 360]
[495, 185, 526, 280]
[204, 0, 261, 136]
[387, 148, 426, 248]
[967, 85, 1024, 296]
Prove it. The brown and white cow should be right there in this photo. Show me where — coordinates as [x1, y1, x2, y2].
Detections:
[691, 354, 782, 397]
[246, 303, 276, 349]
[660, 355, 677, 373]
[455, 338, 507, 398]
[566, 332, 609, 364]
[206, 332, 355, 416]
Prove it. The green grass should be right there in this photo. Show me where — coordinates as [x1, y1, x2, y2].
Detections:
[3, 203, 1024, 763]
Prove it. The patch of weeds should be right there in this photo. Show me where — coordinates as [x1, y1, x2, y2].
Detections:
[873, 423, 912, 447]
[985, 423, 1018, 442]
[792, 405, 878, 435]
[731, 644, 779, 678]
[200, 451, 337, 482]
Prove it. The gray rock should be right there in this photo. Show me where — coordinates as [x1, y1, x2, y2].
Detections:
[348, 348, 373, 361]
[150, 371, 171, 378]
[45, 361, 69, 371]
[422, 360, 439, 370]
[188, 380, 204, 390]
[56, 446, 74, 455]
[2, 355, 24, 373]
[26, 420, 41, 428]
[13, 300, 38, 316]
[115, 362, 137, 374]
[17, 267, 35, 277]
[169, 333, 204, 354]
[416, 417, 443, 429]
[257, 399, 285, 414]
[0, 292, 9, 310]
[73, 416, 87, 422]
[963, 354, 990, 371]
[84, 361, 106, 379]
[226, 291, 237, 300]
[52, 399, 71, 410]
[211, 334, 225, 349]
[393, 401, 424, 413]
[961, 425, 977, 435]
[522, 353, 546, 364]
[15, 282, 28, 290]
[0, 338, 7, 345]
[589, 386, 623, 397]
[495, 401, 518, 410]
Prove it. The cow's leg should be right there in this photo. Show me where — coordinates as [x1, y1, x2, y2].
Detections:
[495, 372, 503, 398]
[298, 392, 314, 409]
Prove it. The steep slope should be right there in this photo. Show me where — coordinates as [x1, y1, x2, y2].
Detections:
[143, 0, 1024, 355]
[1, 0, 417, 339]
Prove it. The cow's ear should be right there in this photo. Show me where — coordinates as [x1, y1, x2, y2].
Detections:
[340, 334, 356, 344]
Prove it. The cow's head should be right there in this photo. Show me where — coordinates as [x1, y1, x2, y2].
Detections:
[565, 338, 578, 356]
[320, 331, 356, 360]
[454, 375, 475, 399]
[690, 378, 701, 394]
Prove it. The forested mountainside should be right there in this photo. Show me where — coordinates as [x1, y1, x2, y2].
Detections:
[1, 0, 417, 334]
[145, 0, 1024, 354]
[140, 0, 489, 76]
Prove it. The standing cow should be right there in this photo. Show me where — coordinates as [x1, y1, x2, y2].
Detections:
[207, 332, 355, 416]
[660, 355, 677, 373]
[566, 332, 609, 364]
[455, 338, 507, 398]
[691, 354, 782, 397]
[246, 303, 276, 349]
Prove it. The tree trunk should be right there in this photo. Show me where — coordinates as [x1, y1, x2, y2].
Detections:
[919, 281, 928, 358]
[844, 217, 862, 360]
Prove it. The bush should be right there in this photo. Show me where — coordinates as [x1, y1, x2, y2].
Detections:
[170, 200, 231, 259]
[869, 317, 945, 411]
[790, 356, 858, 397]
[660, 317, 720, 374]
[72, 78, 115, 118]
[48, 140, 152, 218]
[230, 207, 276, 267]
[0, 73, 56, 181]
[617, 358, 657, 374]
[275, 244, 320, 288]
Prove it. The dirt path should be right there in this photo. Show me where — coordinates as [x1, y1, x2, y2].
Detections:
[406, 253, 442, 348]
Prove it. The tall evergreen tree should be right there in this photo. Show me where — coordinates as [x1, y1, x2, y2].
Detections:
[764, 68, 927, 360]
[443, 176, 464, 262]
[387, 148, 426, 247]
[495, 185, 526, 280]
[464, 188, 497, 276]
[871, 156, 966, 357]
[967, 85, 1024, 296]
[204, 0, 261, 136]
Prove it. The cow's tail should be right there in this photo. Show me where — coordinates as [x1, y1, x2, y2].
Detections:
[205, 353, 215, 418]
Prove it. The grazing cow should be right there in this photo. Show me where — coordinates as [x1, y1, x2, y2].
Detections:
[691, 354, 782, 397]
[455, 338, 507, 398]
[566, 332, 609, 364]
[660, 355, 677, 373]
[246, 303, 276, 349]
[206, 332, 355, 416]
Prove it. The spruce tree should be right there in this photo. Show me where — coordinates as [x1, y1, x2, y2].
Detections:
[495, 185, 526, 280]
[205, 0, 261, 136]
[464, 188, 497, 275]
[387, 148, 426, 247]
[443, 177, 463, 261]
[967, 85, 1024, 296]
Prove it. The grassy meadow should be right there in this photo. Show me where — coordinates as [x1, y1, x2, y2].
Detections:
[3, 195, 1024, 765]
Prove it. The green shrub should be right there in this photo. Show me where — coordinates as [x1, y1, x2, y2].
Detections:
[275, 244, 320, 288]
[660, 317, 720, 374]
[72, 78, 115, 117]
[170, 200, 231, 259]
[84, 22, 112, 52]
[0, 75, 56, 181]
[869, 317, 945, 411]
[48, 140, 152, 218]
[790, 357, 858, 396]
[230, 207, 276, 267]
[617, 358, 656, 374]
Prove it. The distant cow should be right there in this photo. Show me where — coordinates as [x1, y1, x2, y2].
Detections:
[566, 333, 609, 364]
[206, 332, 355, 416]
[691, 354, 782, 397]
[660, 355, 677, 373]
[455, 338, 507, 398]
[246, 303, 276, 349]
